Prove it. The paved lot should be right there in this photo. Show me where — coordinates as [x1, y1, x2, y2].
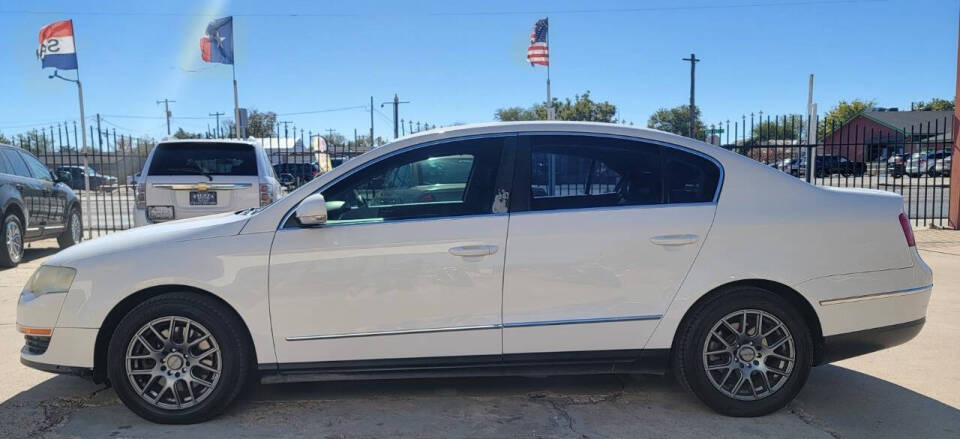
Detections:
[1, 231, 959, 438]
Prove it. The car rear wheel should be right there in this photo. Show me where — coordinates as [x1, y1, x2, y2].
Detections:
[673, 287, 813, 417]
[57, 207, 83, 249]
[107, 293, 251, 424]
[1, 213, 24, 268]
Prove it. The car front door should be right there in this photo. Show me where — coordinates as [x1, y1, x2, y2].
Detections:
[501, 134, 721, 356]
[0, 148, 45, 237]
[268, 135, 513, 365]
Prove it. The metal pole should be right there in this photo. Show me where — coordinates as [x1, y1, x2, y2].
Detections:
[949, 14, 960, 228]
[76, 81, 90, 193]
[232, 65, 240, 138]
[546, 17, 554, 120]
[369, 96, 374, 147]
[806, 74, 817, 183]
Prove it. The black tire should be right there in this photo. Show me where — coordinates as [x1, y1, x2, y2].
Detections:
[927, 168, 939, 178]
[0, 213, 24, 268]
[673, 287, 813, 417]
[107, 293, 251, 424]
[57, 207, 82, 249]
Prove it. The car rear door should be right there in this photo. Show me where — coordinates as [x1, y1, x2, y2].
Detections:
[0, 148, 45, 236]
[268, 135, 512, 365]
[501, 134, 721, 356]
[19, 151, 64, 230]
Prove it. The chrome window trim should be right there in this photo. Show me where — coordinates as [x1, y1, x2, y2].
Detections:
[277, 133, 516, 230]
[819, 284, 933, 306]
[284, 314, 662, 341]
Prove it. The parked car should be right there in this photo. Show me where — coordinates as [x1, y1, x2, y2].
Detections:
[886, 153, 911, 178]
[133, 139, 283, 227]
[932, 155, 952, 177]
[773, 157, 803, 177]
[18, 122, 931, 423]
[0, 144, 83, 267]
[272, 162, 319, 189]
[905, 150, 952, 178]
[813, 155, 865, 177]
[54, 165, 118, 191]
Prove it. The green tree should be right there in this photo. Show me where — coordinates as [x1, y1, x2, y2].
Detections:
[172, 128, 203, 139]
[495, 91, 618, 123]
[246, 109, 278, 138]
[647, 105, 706, 137]
[911, 98, 954, 111]
[0, 132, 11, 145]
[820, 99, 876, 135]
[751, 114, 805, 142]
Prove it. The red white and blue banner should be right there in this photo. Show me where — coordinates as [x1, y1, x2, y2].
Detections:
[200, 16, 234, 65]
[37, 20, 78, 70]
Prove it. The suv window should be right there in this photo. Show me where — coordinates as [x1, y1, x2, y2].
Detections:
[148, 142, 258, 176]
[20, 152, 53, 181]
[0, 149, 11, 174]
[1, 148, 31, 178]
[529, 135, 661, 211]
[317, 137, 503, 224]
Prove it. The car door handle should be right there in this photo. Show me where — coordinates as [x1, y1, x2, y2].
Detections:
[449, 245, 499, 257]
[650, 234, 700, 246]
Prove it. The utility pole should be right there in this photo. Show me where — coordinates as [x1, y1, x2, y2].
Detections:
[806, 74, 818, 183]
[369, 96, 375, 147]
[209, 112, 225, 138]
[156, 99, 175, 136]
[381, 94, 410, 139]
[682, 53, 699, 138]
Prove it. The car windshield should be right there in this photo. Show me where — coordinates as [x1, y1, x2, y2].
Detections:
[148, 143, 258, 176]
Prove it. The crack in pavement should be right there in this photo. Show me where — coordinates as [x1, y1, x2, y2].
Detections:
[33, 385, 112, 437]
[527, 390, 625, 438]
[788, 401, 842, 439]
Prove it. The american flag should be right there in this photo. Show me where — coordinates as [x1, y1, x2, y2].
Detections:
[527, 18, 548, 66]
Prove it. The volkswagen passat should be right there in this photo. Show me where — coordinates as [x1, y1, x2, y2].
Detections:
[18, 122, 932, 423]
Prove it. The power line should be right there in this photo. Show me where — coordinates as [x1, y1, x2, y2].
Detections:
[0, 0, 888, 18]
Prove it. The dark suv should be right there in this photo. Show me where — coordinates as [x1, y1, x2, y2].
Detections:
[0, 144, 83, 267]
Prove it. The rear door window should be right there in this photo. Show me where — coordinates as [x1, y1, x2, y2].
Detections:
[1, 148, 32, 178]
[148, 143, 258, 176]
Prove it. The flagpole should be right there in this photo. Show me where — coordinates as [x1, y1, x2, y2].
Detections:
[545, 17, 554, 120]
[232, 17, 240, 138]
[68, 19, 91, 193]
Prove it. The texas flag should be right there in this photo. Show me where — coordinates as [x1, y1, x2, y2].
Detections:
[200, 16, 234, 64]
[37, 20, 78, 70]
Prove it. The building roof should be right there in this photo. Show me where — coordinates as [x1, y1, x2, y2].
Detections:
[860, 110, 953, 134]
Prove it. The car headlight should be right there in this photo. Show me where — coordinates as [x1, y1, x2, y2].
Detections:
[24, 266, 77, 297]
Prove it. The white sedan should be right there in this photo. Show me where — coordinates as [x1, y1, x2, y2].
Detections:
[17, 122, 932, 423]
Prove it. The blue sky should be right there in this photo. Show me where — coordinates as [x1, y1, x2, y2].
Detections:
[0, 0, 958, 142]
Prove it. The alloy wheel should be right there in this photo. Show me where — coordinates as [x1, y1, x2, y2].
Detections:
[701, 309, 795, 401]
[125, 316, 222, 410]
[70, 212, 83, 243]
[5, 220, 22, 264]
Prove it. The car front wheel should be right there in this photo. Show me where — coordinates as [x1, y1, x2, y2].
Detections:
[673, 287, 813, 417]
[107, 293, 251, 424]
[1, 213, 24, 268]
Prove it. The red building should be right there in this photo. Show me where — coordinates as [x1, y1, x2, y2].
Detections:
[820, 110, 952, 162]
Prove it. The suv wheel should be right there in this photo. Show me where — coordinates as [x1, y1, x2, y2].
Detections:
[673, 287, 813, 417]
[57, 207, 83, 249]
[107, 293, 251, 424]
[1, 213, 24, 268]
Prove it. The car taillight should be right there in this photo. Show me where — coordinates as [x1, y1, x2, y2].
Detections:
[135, 183, 146, 209]
[260, 183, 274, 207]
[899, 213, 916, 247]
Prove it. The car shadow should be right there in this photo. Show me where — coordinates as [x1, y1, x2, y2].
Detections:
[0, 247, 60, 272]
[1, 364, 958, 438]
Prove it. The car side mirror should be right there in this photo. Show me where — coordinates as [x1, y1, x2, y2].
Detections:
[295, 193, 328, 226]
[55, 170, 72, 184]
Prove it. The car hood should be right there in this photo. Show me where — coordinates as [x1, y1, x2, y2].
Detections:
[44, 212, 251, 267]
